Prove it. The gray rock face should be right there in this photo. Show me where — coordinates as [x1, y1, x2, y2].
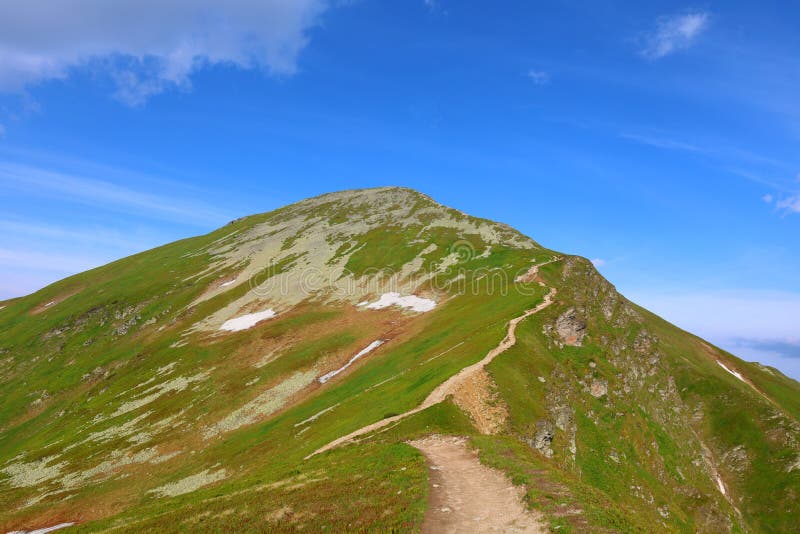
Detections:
[555, 308, 586, 347]
[722, 445, 750, 473]
[529, 420, 555, 457]
[589, 379, 608, 398]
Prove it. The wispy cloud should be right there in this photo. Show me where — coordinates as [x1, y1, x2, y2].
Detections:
[0, 219, 158, 250]
[762, 192, 800, 214]
[0, 1, 331, 105]
[0, 161, 230, 226]
[734, 337, 800, 359]
[591, 258, 606, 267]
[620, 132, 702, 153]
[527, 70, 550, 85]
[629, 289, 800, 378]
[641, 11, 710, 59]
[620, 131, 800, 208]
[0, 247, 107, 273]
[776, 195, 800, 214]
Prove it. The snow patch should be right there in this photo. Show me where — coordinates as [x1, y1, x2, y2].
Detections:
[44, 301, 55, 308]
[361, 293, 436, 313]
[717, 361, 745, 383]
[715, 475, 727, 495]
[219, 279, 237, 288]
[7, 522, 75, 534]
[319, 341, 384, 384]
[294, 403, 341, 427]
[220, 309, 276, 332]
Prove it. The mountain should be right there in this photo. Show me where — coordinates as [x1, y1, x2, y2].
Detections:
[1, 187, 798, 533]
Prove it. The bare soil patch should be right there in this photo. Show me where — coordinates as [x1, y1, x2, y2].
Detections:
[409, 435, 545, 533]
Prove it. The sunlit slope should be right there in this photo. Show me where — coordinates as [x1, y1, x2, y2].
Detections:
[0, 187, 797, 533]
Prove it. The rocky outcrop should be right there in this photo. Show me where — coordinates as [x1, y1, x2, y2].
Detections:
[555, 308, 586, 346]
[529, 420, 555, 457]
[588, 379, 608, 398]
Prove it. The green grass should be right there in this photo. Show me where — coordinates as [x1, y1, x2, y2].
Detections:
[1, 187, 798, 533]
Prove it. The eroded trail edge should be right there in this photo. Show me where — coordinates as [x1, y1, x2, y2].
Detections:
[308, 276, 557, 458]
[410, 435, 546, 533]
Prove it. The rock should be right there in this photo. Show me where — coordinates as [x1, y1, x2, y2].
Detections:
[721, 445, 749, 473]
[787, 455, 800, 473]
[589, 379, 608, 398]
[82, 366, 109, 382]
[555, 308, 586, 347]
[552, 404, 574, 431]
[633, 330, 657, 355]
[529, 420, 555, 457]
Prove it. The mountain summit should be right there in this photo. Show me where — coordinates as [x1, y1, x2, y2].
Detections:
[1, 187, 798, 532]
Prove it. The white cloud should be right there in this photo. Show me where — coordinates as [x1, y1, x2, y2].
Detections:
[641, 11, 709, 59]
[762, 193, 774, 203]
[527, 70, 550, 85]
[591, 258, 606, 267]
[0, 1, 329, 105]
[776, 195, 800, 214]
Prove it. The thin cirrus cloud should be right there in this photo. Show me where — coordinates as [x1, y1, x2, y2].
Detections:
[620, 131, 800, 213]
[629, 289, 800, 379]
[735, 337, 800, 360]
[0, 161, 231, 226]
[527, 70, 550, 85]
[640, 11, 710, 59]
[0, 0, 330, 105]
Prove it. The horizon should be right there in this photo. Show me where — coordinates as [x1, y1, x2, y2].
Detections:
[1, 1, 799, 380]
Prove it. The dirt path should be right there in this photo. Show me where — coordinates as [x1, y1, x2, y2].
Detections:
[409, 435, 546, 533]
[307, 280, 557, 458]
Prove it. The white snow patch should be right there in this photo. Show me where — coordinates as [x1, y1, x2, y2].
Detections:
[715, 475, 727, 495]
[362, 293, 436, 313]
[44, 301, 55, 308]
[319, 341, 384, 384]
[294, 403, 341, 427]
[7, 522, 75, 534]
[220, 309, 276, 332]
[219, 279, 237, 288]
[0, 305, 5, 311]
[717, 361, 746, 383]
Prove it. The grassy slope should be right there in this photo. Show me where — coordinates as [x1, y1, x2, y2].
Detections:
[1, 188, 798, 532]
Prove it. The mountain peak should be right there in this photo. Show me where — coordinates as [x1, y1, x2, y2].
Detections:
[1, 189, 798, 533]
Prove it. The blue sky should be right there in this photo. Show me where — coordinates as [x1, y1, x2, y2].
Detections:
[1, 1, 799, 378]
